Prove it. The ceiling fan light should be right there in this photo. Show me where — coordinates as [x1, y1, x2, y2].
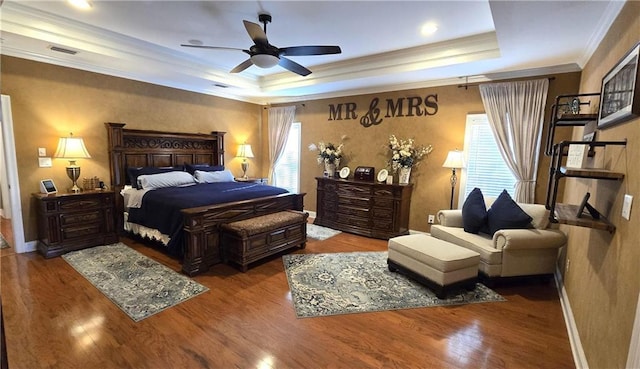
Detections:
[251, 54, 280, 68]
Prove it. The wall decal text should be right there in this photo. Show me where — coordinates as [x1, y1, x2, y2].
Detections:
[328, 95, 438, 127]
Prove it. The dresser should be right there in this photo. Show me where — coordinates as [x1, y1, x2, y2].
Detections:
[314, 177, 413, 239]
[33, 190, 118, 258]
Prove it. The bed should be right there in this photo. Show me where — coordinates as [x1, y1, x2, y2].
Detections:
[106, 123, 305, 276]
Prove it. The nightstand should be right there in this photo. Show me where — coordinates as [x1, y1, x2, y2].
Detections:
[33, 190, 118, 258]
[235, 177, 268, 185]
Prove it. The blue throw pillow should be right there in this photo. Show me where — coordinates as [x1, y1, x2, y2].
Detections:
[462, 187, 487, 234]
[486, 190, 533, 236]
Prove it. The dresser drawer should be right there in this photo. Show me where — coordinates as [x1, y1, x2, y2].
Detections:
[338, 196, 370, 208]
[372, 207, 393, 219]
[60, 210, 102, 226]
[337, 213, 370, 228]
[337, 205, 370, 218]
[372, 197, 394, 208]
[337, 183, 372, 197]
[62, 223, 102, 240]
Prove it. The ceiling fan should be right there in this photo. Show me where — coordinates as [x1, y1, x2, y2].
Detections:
[181, 14, 342, 76]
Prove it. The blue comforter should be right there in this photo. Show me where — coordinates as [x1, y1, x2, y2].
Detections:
[127, 182, 288, 255]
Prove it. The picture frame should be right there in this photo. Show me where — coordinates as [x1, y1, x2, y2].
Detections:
[598, 42, 640, 129]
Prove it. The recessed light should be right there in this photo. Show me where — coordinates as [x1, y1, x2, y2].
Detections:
[67, 0, 92, 10]
[421, 22, 438, 36]
[188, 39, 203, 46]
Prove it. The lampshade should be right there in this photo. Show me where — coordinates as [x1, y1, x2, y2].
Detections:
[55, 133, 91, 193]
[54, 134, 91, 159]
[236, 144, 255, 158]
[442, 150, 465, 169]
[251, 54, 280, 68]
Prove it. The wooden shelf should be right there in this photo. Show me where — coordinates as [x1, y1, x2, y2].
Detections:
[553, 203, 616, 233]
[555, 113, 598, 126]
[559, 167, 625, 180]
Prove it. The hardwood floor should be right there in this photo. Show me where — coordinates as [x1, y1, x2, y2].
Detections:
[1, 231, 575, 368]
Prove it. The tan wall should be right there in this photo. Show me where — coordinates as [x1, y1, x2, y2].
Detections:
[1, 56, 262, 242]
[2, 55, 582, 242]
[284, 73, 579, 232]
[563, 3, 640, 368]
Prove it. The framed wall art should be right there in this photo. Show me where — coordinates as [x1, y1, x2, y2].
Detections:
[598, 42, 640, 129]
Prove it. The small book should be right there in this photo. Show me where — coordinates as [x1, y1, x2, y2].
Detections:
[566, 144, 588, 168]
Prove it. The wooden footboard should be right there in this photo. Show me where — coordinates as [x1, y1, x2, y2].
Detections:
[181, 193, 305, 275]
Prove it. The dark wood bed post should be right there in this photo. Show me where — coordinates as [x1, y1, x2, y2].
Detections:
[105, 122, 127, 234]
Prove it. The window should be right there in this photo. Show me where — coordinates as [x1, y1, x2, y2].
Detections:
[273, 122, 301, 193]
[458, 114, 517, 205]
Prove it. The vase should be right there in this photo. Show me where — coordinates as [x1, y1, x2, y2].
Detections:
[399, 167, 411, 184]
[324, 163, 337, 177]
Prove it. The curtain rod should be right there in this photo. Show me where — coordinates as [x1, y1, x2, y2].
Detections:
[263, 103, 305, 109]
[457, 76, 556, 90]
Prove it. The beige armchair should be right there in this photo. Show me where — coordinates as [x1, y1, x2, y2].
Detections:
[430, 203, 567, 279]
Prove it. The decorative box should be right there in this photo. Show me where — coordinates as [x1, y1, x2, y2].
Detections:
[354, 166, 375, 181]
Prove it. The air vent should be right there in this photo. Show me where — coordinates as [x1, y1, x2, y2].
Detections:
[213, 83, 228, 88]
[49, 46, 78, 55]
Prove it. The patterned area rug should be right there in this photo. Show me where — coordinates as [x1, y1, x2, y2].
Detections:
[307, 223, 342, 240]
[283, 251, 505, 318]
[63, 243, 208, 322]
[0, 234, 9, 249]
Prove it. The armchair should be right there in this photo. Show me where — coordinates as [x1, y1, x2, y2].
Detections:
[430, 203, 567, 279]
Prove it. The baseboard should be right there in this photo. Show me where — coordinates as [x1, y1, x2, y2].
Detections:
[305, 210, 317, 219]
[22, 240, 38, 254]
[554, 267, 589, 369]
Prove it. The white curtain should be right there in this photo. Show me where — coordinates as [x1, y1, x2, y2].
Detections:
[479, 78, 549, 203]
[267, 106, 296, 184]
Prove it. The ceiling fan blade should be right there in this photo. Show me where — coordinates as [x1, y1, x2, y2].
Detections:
[278, 57, 311, 76]
[279, 45, 342, 56]
[243, 20, 269, 46]
[180, 44, 244, 52]
[230, 59, 254, 73]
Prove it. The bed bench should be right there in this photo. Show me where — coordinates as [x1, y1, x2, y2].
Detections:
[221, 210, 308, 272]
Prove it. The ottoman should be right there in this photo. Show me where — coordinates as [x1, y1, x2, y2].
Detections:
[388, 234, 480, 298]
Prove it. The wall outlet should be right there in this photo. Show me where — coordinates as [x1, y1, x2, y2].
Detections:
[622, 194, 633, 220]
[428, 214, 435, 224]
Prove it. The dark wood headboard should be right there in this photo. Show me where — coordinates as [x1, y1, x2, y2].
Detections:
[105, 122, 226, 231]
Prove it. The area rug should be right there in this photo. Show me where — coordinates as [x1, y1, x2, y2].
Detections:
[283, 251, 504, 318]
[0, 234, 9, 249]
[62, 243, 208, 322]
[307, 223, 342, 240]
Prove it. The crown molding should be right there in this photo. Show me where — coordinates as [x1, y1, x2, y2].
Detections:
[578, 0, 626, 68]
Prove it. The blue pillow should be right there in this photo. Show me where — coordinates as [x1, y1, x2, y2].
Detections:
[127, 166, 184, 189]
[486, 190, 533, 236]
[462, 188, 487, 234]
[185, 163, 224, 175]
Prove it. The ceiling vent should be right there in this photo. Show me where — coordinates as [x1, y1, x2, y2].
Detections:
[49, 46, 78, 55]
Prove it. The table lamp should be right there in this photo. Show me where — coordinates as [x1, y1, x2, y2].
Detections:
[54, 133, 91, 193]
[442, 149, 465, 209]
[236, 143, 255, 179]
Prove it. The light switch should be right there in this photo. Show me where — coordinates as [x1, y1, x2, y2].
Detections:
[622, 194, 633, 220]
[38, 147, 46, 156]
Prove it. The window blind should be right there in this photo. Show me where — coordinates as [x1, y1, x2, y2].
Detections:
[273, 122, 301, 193]
[460, 114, 516, 203]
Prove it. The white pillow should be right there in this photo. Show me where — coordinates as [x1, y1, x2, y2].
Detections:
[138, 171, 195, 189]
[194, 169, 235, 183]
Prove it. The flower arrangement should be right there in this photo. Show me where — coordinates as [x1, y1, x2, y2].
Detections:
[309, 139, 345, 165]
[388, 135, 433, 172]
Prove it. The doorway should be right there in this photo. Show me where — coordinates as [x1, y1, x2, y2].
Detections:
[0, 95, 26, 253]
